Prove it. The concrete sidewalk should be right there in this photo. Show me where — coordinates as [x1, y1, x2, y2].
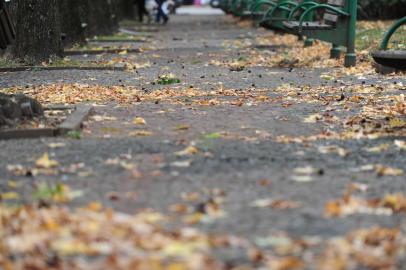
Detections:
[1, 13, 406, 269]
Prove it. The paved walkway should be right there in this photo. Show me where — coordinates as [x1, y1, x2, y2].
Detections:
[1, 12, 406, 269]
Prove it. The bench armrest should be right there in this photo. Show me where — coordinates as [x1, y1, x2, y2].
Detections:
[261, 2, 295, 22]
[250, 0, 277, 12]
[298, 4, 349, 32]
[230, 0, 242, 12]
[288, 2, 318, 20]
[380, 16, 406, 50]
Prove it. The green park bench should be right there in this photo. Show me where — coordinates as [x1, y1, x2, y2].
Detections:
[218, 0, 229, 13]
[372, 16, 406, 70]
[229, 0, 253, 17]
[259, 0, 315, 26]
[248, 0, 278, 21]
[283, 0, 357, 67]
[0, 0, 15, 50]
[257, 0, 315, 46]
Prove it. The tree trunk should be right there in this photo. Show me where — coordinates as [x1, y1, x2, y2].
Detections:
[12, 0, 63, 65]
[117, 0, 135, 20]
[59, 0, 86, 46]
[5, 0, 17, 26]
[86, 0, 119, 37]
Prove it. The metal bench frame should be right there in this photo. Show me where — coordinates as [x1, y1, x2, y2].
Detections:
[283, 0, 357, 67]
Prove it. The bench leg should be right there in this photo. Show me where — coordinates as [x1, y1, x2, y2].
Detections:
[344, 0, 357, 67]
[304, 38, 313, 47]
[344, 52, 356, 67]
[330, 44, 341, 59]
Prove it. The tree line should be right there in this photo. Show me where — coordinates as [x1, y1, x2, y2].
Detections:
[4, 0, 137, 65]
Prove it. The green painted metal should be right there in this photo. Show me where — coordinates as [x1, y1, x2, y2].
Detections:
[304, 38, 314, 47]
[330, 44, 341, 59]
[380, 16, 406, 50]
[260, 0, 297, 29]
[291, 0, 357, 67]
[259, 0, 315, 47]
[264, 0, 297, 22]
[288, 1, 318, 20]
[344, 0, 357, 67]
[298, 4, 349, 32]
[249, 0, 277, 12]
[248, 0, 278, 21]
[230, 0, 243, 16]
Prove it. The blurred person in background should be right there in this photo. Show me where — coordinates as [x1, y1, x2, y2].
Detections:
[155, 0, 169, 24]
[135, 0, 151, 23]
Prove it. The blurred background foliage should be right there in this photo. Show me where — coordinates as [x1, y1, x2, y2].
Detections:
[358, 0, 406, 19]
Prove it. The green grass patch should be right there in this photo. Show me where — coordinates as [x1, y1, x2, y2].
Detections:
[157, 74, 181, 85]
[66, 43, 129, 51]
[66, 131, 82, 139]
[203, 132, 222, 139]
[119, 20, 157, 29]
[0, 57, 20, 68]
[356, 22, 405, 51]
[33, 182, 83, 202]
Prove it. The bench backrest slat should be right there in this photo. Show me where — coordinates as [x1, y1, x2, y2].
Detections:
[324, 0, 347, 25]
[327, 0, 345, 6]
[324, 12, 339, 23]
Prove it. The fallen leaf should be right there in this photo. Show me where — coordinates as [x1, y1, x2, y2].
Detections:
[389, 118, 405, 128]
[35, 153, 59, 169]
[303, 114, 322, 123]
[133, 117, 147, 125]
[320, 74, 335, 81]
[394, 140, 406, 150]
[175, 124, 190, 130]
[0, 192, 20, 200]
[175, 146, 199, 157]
[364, 143, 390, 153]
[129, 130, 153, 136]
[291, 175, 314, 182]
[47, 142, 66, 149]
[251, 198, 301, 209]
[171, 160, 192, 168]
[293, 166, 316, 175]
[375, 165, 404, 176]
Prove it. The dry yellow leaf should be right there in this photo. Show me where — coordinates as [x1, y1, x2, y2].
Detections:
[303, 114, 322, 123]
[7, 181, 18, 188]
[394, 140, 406, 150]
[389, 118, 405, 128]
[0, 192, 20, 200]
[175, 146, 199, 156]
[129, 130, 153, 136]
[375, 165, 404, 176]
[35, 152, 59, 169]
[133, 117, 147, 125]
[364, 143, 390, 153]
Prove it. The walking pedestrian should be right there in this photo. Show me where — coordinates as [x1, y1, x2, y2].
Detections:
[155, 0, 169, 24]
[135, 0, 150, 23]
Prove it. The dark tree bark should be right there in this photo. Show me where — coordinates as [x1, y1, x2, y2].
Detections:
[12, 0, 63, 64]
[86, 0, 119, 37]
[116, 0, 135, 20]
[5, 0, 17, 26]
[59, 0, 86, 46]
